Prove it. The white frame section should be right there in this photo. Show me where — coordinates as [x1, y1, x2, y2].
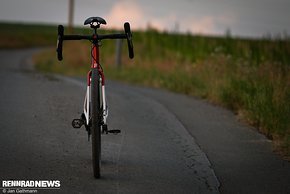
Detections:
[83, 76, 108, 126]
[83, 86, 90, 125]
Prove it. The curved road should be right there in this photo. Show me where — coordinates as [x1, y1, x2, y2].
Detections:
[0, 49, 289, 194]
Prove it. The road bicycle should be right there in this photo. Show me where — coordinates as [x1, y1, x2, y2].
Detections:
[56, 16, 134, 178]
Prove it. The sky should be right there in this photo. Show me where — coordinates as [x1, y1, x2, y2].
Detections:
[0, 0, 289, 38]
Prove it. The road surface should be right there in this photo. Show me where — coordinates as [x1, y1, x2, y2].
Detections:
[0, 49, 289, 194]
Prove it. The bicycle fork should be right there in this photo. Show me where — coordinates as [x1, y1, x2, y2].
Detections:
[72, 71, 120, 138]
[83, 78, 107, 124]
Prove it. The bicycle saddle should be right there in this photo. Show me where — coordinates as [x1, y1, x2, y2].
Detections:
[84, 17, 107, 27]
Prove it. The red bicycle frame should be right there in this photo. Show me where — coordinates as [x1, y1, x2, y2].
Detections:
[87, 38, 105, 87]
[84, 38, 108, 128]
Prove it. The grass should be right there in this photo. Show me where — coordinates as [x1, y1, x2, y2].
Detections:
[0, 22, 57, 48]
[1, 22, 289, 158]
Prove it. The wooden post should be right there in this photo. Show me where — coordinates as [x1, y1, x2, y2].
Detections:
[68, 0, 74, 33]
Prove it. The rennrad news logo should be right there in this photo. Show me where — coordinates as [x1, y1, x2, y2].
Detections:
[2, 180, 61, 188]
[1, 180, 61, 193]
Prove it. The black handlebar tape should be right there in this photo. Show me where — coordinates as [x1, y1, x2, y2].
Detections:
[57, 25, 64, 61]
[124, 22, 134, 59]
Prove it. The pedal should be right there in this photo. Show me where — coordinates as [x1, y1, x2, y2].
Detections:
[72, 119, 84, 128]
[107, 129, 121, 134]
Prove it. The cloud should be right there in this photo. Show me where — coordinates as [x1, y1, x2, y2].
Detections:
[105, 0, 145, 29]
[143, 15, 217, 34]
[183, 16, 215, 34]
[104, 0, 238, 36]
[179, 13, 237, 35]
[146, 14, 177, 31]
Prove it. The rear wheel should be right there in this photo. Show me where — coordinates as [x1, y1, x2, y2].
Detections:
[91, 68, 101, 178]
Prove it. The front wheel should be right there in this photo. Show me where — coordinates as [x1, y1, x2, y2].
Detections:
[91, 68, 101, 178]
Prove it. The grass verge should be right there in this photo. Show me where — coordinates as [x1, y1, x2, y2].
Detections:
[34, 34, 290, 159]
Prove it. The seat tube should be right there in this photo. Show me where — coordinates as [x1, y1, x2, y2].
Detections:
[91, 41, 99, 69]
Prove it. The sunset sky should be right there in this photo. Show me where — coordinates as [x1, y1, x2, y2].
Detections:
[0, 0, 289, 38]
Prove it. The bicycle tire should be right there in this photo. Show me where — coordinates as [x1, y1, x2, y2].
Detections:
[91, 68, 101, 178]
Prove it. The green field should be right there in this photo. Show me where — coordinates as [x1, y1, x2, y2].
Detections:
[1, 22, 289, 158]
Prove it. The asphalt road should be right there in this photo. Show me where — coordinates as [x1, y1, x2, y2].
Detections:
[0, 49, 289, 194]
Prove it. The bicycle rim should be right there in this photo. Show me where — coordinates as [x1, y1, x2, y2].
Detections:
[91, 68, 101, 178]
